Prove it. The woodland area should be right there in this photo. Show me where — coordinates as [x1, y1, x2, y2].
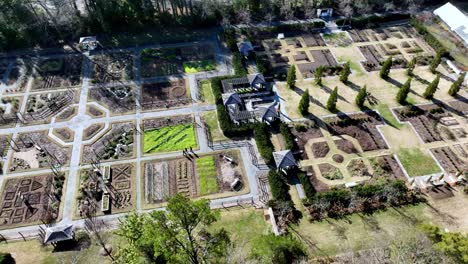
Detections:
[0, 0, 447, 52]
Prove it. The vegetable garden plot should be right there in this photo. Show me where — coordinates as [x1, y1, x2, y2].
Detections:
[91, 53, 133, 83]
[32, 56, 83, 90]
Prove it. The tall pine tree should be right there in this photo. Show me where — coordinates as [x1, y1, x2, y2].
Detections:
[406, 57, 416, 76]
[340, 62, 351, 83]
[397, 77, 412, 104]
[430, 52, 442, 74]
[326, 87, 338, 112]
[298, 89, 310, 116]
[423, 74, 440, 99]
[315, 66, 323, 85]
[355, 85, 367, 108]
[286, 65, 296, 89]
[448, 72, 466, 96]
[380, 56, 392, 79]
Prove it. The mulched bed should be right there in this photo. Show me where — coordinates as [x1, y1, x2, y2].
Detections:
[318, 163, 343, 180]
[311, 141, 330, 158]
[334, 139, 358, 154]
[332, 154, 344, 163]
[296, 50, 339, 78]
[369, 155, 405, 180]
[290, 122, 324, 159]
[426, 185, 454, 200]
[430, 146, 466, 175]
[141, 79, 190, 110]
[305, 166, 329, 192]
[326, 111, 388, 152]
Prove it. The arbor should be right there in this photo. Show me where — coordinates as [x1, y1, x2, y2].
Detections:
[406, 57, 416, 76]
[355, 85, 367, 108]
[397, 77, 412, 104]
[286, 65, 297, 89]
[423, 74, 440, 99]
[326, 87, 338, 112]
[116, 194, 230, 264]
[340, 62, 351, 83]
[448, 72, 466, 96]
[380, 56, 393, 79]
[298, 89, 310, 116]
[430, 51, 442, 73]
[314, 66, 323, 85]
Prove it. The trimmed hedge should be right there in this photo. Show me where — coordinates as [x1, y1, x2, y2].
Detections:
[336, 13, 411, 29]
[297, 172, 316, 200]
[268, 170, 291, 201]
[254, 123, 274, 165]
[410, 18, 448, 56]
[232, 53, 247, 76]
[280, 123, 296, 150]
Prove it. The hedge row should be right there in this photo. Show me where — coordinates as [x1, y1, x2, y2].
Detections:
[232, 53, 247, 76]
[336, 13, 411, 29]
[254, 123, 275, 165]
[211, 76, 254, 138]
[297, 172, 316, 200]
[280, 123, 296, 150]
[268, 170, 291, 202]
[410, 18, 448, 55]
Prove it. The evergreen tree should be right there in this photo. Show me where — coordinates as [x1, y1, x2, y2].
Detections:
[380, 56, 393, 79]
[430, 52, 442, 73]
[286, 65, 297, 89]
[396, 77, 412, 104]
[298, 89, 310, 116]
[340, 62, 351, 83]
[448, 72, 466, 96]
[315, 66, 323, 85]
[406, 57, 416, 76]
[326, 87, 338, 112]
[423, 74, 440, 99]
[355, 85, 367, 108]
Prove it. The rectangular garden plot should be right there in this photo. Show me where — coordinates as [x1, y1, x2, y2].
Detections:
[91, 52, 134, 84]
[0, 174, 61, 228]
[325, 111, 388, 152]
[369, 155, 405, 180]
[144, 150, 245, 205]
[0, 96, 21, 127]
[141, 78, 190, 110]
[82, 122, 135, 163]
[76, 163, 135, 217]
[143, 115, 197, 154]
[24, 90, 76, 122]
[89, 84, 136, 114]
[430, 147, 466, 176]
[9, 131, 71, 172]
[296, 50, 339, 79]
[32, 56, 82, 90]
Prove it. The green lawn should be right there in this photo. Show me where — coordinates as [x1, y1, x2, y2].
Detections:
[144, 124, 197, 153]
[292, 204, 430, 256]
[183, 60, 216, 73]
[209, 208, 271, 255]
[196, 156, 219, 195]
[201, 111, 228, 142]
[200, 80, 215, 104]
[376, 104, 403, 128]
[397, 148, 441, 177]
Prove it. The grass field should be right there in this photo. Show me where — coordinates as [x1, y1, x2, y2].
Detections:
[196, 156, 219, 195]
[183, 60, 216, 73]
[376, 104, 403, 128]
[201, 111, 228, 142]
[209, 208, 271, 255]
[144, 124, 197, 153]
[200, 80, 215, 104]
[397, 148, 441, 177]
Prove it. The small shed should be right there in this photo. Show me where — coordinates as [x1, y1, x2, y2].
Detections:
[44, 224, 75, 245]
[237, 41, 254, 56]
[79, 36, 98, 51]
[277, 33, 285, 40]
[257, 104, 279, 124]
[434, 2, 468, 45]
[317, 8, 333, 21]
[273, 150, 297, 172]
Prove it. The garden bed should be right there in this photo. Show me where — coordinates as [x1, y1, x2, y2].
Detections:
[91, 52, 134, 83]
[89, 84, 136, 114]
[32, 56, 82, 90]
[141, 78, 190, 110]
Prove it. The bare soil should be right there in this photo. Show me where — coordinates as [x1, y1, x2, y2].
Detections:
[311, 141, 330, 158]
[141, 79, 189, 110]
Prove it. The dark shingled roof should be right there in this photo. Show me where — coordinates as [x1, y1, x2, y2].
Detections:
[222, 93, 243, 106]
[273, 150, 297, 169]
[257, 104, 279, 121]
[44, 224, 74, 244]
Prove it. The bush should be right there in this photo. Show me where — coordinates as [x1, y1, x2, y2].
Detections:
[411, 18, 448, 55]
[297, 172, 316, 200]
[326, 87, 338, 112]
[280, 123, 295, 150]
[250, 234, 307, 263]
[232, 53, 247, 76]
[268, 170, 291, 201]
[0, 252, 14, 264]
[254, 124, 274, 165]
[298, 89, 310, 116]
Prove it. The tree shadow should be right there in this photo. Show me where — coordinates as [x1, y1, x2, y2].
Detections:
[384, 76, 403, 88]
[292, 86, 326, 109]
[321, 84, 349, 103]
[412, 74, 430, 86]
[346, 81, 361, 92]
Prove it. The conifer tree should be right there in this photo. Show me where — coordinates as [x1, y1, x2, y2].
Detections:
[298, 89, 310, 116]
[315, 66, 323, 85]
[406, 57, 416, 76]
[397, 77, 412, 104]
[448, 72, 466, 96]
[355, 85, 367, 108]
[423, 74, 440, 99]
[380, 56, 393, 79]
[340, 62, 351, 83]
[430, 52, 442, 74]
[286, 65, 296, 89]
[326, 87, 338, 112]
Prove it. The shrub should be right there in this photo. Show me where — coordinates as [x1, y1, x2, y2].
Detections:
[355, 85, 367, 108]
[254, 124, 274, 165]
[448, 72, 466, 96]
[339, 62, 351, 83]
[298, 89, 310, 116]
[406, 57, 416, 76]
[423, 74, 440, 99]
[314, 66, 323, 85]
[297, 172, 316, 200]
[411, 18, 448, 56]
[336, 13, 411, 28]
[397, 77, 412, 104]
[286, 65, 297, 89]
[280, 123, 295, 150]
[232, 53, 247, 76]
[326, 87, 338, 112]
[0, 252, 14, 264]
[268, 170, 291, 201]
[380, 56, 392, 79]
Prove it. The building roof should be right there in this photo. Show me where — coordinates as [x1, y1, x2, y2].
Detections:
[434, 2, 468, 43]
[221, 77, 250, 92]
[222, 93, 242, 106]
[273, 150, 297, 169]
[257, 103, 279, 121]
[79, 36, 97, 43]
[44, 224, 74, 244]
[237, 41, 254, 54]
[247, 73, 266, 85]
